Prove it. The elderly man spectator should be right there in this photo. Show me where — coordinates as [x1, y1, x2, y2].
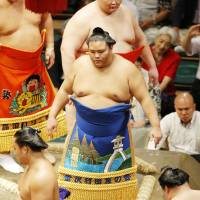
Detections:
[157, 92, 200, 155]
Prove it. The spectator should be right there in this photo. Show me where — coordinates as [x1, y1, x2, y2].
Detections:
[183, 24, 200, 111]
[143, 27, 180, 117]
[172, 0, 200, 44]
[159, 167, 200, 200]
[157, 92, 200, 155]
[129, 0, 172, 43]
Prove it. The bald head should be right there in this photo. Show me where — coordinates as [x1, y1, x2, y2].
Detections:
[175, 92, 194, 105]
[174, 92, 196, 124]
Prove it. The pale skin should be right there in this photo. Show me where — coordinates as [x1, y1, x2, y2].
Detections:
[13, 141, 59, 200]
[0, 0, 55, 68]
[61, 0, 158, 84]
[183, 24, 200, 54]
[163, 183, 200, 200]
[48, 40, 161, 144]
[174, 92, 196, 124]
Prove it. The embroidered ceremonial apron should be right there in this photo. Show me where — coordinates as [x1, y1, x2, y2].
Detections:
[0, 30, 66, 152]
[59, 97, 137, 200]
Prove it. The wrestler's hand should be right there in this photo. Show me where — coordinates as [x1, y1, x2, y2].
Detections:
[150, 127, 162, 146]
[47, 116, 58, 137]
[45, 47, 55, 69]
[148, 67, 159, 86]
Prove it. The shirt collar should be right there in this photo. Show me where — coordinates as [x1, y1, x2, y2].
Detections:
[178, 112, 196, 128]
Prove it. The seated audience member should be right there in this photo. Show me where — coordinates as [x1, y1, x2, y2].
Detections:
[183, 24, 200, 111]
[172, 0, 200, 45]
[143, 27, 180, 117]
[157, 92, 200, 155]
[129, 0, 172, 43]
[159, 167, 200, 200]
[13, 127, 60, 200]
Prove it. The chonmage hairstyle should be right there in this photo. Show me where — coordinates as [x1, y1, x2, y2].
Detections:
[14, 127, 48, 152]
[158, 166, 189, 190]
[87, 27, 116, 47]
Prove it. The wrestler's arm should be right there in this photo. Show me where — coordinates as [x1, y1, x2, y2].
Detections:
[47, 62, 76, 134]
[40, 13, 55, 69]
[61, 14, 90, 77]
[130, 11, 158, 85]
[128, 64, 161, 144]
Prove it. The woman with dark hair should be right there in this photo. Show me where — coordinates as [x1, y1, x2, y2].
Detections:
[159, 167, 200, 200]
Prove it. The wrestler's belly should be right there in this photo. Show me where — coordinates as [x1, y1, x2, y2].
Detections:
[0, 26, 41, 51]
[76, 94, 125, 110]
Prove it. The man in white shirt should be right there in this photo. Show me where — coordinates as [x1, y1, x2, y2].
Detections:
[158, 92, 200, 155]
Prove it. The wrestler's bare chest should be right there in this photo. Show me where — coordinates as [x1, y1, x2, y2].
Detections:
[0, 0, 22, 35]
[73, 64, 131, 102]
[85, 14, 135, 52]
[18, 170, 32, 200]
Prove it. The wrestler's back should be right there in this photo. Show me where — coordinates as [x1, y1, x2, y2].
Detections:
[77, 2, 136, 54]
[18, 159, 59, 200]
[0, 0, 42, 51]
[173, 190, 200, 200]
[72, 55, 134, 109]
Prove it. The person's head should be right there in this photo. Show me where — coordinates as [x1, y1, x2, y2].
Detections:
[87, 27, 116, 68]
[174, 92, 196, 124]
[26, 74, 40, 92]
[159, 167, 190, 200]
[96, 0, 122, 14]
[154, 27, 177, 55]
[12, 127, 48, 165]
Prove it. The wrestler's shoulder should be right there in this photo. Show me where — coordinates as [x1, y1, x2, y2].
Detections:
[74, 54, 90, 65]
[30, 163, 56, 185]
[119, 4, 133, 17]
[70, 2, 95, 21]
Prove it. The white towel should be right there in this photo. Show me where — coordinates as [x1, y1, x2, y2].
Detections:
[0, 154, 24, 174]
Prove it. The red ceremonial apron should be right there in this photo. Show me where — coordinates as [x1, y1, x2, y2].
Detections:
[0, 30, 55, 118]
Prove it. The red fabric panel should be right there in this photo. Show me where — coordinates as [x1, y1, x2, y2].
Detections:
[117, 46, 144, 63]
[25, 0, 68, 13]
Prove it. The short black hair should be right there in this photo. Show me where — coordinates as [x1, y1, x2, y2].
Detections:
[14, 127, 48, 152]
[87, 27, 116, 47]
[159, 166, 189, 189]
[26, 74, 40, 86]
